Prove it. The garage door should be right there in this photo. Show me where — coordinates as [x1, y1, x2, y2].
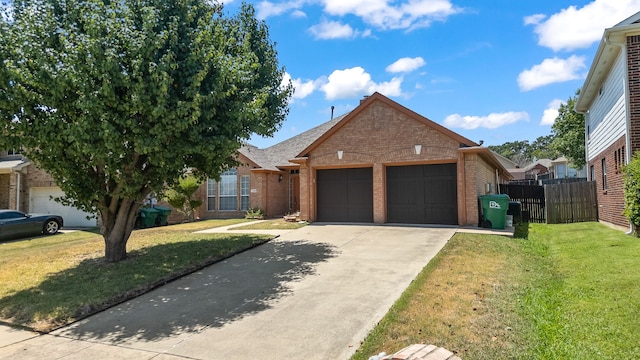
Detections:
[316, 168, 373, 222]
[30, 187, 97, 228]
[387, 164, 457, 225]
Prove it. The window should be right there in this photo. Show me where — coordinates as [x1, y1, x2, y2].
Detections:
[241, 175, 250, 211]
[590, 165, 595, 182]
[207, 179, 216, 211]
[615, 146, 625, 173]
[602, 158, 607, 190]
[219, 169, 238, 211]
[556, 163, 566, 179]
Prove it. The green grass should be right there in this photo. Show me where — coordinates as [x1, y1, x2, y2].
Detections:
[230, 218, 308, 230]
[522, 223, 640, 358]
[352, 222, 640, 359]
[0, 219, 269, 332]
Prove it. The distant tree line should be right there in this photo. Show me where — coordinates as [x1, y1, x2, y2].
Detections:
[488, 92, 585, 169]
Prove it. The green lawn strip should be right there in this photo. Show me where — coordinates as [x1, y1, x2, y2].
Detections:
[523, 222, 640, 358]
[0, 220, 271, 332]
[229, 219, 308, 230]
[163, 218, 252, 231]
[352, 227, 537, 359]
[352, 221, 640, 359]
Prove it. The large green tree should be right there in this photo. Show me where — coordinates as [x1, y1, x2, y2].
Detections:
[552, 92, 586, 168]
[0, 0, 292, 261]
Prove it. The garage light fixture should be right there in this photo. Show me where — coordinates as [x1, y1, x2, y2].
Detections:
[414, 145, 422, 155]
[337, 150, 343, 160]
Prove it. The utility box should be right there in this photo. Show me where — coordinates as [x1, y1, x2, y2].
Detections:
[479, 194, 510, 230]
[507, 201, 522, 225]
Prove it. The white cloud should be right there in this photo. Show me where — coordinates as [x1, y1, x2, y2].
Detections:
[282, 72, 321, 99]
[322, 0, 461, 31]
[386, 57, 426, 73]
[320, 66, 403, 100]
[517, 55, 586, 91]
[526, 0, 640, 51]
[372, 76, 403, 96]
[523, 13, 545, 25]
[444, 112, 530, 130]
[540, 99, 564, 126]
[309, 20, 359, 40]
[291, 10, 307, 18]
[256, 0, 306, 20]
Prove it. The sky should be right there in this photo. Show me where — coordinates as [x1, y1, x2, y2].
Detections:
[219, 0, 640, 149]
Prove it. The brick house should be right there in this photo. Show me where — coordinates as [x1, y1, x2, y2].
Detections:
[576, 11, 640, 229]
[197, 92, 512, 226]
[2, 92, 511, 227]
[0, 151, 97, 227]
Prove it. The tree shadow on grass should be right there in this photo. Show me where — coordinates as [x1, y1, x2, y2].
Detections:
[6, 237, 338, 343]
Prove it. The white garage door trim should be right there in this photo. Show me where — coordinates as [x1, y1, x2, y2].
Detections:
[30, 187, 97, 228]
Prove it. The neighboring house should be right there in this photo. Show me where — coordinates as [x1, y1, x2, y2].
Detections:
[508, 159, 552, 182]
[197, 92, 512, 226]
[491, 151, 518, 170]
[0, 151, 97, 227]
[549, 156, 587, 179]
[575, 11, 640, 228]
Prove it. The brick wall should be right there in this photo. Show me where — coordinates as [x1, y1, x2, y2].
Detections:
[461, 153, 498, 226]
[0, 174, 9, 209]
[193, 153, 288, 220]
[589, 135, 627, 227]
[302, 101, 462, 223]
[628, 35, 640, 155]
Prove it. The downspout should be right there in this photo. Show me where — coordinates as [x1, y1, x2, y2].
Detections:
[16, 172, 20, 211]
[606, 34, 634, 235]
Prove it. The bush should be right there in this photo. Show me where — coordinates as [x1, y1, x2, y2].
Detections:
[623, 152, 640, 234]
[245, 208, 265, 219]
[164, 175, 203, 221]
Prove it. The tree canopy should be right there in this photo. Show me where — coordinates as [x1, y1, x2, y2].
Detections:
[551, 92, 586, 169]
[0, 0, 292, 261]
[488, 135, 560, 167]
[489, 92, 585, 169]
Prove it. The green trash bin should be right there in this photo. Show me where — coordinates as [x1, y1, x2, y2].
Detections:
[153, 206, 172, 226]
[479, 194, 510, 229]
[138, 207, 160, 228]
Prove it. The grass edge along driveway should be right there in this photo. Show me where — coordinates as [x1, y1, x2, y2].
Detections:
[0, 219, 271, 333]
[352, 222, 640, 360]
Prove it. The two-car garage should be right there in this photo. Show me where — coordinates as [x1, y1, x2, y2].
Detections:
[315, 164, 457, 225]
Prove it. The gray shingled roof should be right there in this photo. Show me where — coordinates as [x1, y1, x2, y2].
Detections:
[239, 113, 347, 171]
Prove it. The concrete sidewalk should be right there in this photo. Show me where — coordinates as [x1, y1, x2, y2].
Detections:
[0, 224, 456, 360]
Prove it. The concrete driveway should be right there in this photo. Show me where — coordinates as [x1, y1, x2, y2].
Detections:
[0, 224, 456, 360]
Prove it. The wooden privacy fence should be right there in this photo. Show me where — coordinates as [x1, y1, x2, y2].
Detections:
[500, 184, 546, 223]
[544, 181, 598, 224]
[500, 181, 598, 224]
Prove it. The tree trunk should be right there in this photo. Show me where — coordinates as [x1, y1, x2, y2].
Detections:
[101, 198, 141, 262]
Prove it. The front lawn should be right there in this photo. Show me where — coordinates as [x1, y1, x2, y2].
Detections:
[230, 218, 308, 230]
[352, 222, 640, 359]
[0, 219, 269, 332]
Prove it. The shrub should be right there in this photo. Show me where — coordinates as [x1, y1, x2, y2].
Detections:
[623, 152, 640, 234]
[245, 208, 265, 219]
[164, 175, 203, 221]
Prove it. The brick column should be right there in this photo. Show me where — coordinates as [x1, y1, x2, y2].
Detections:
[298, 161, 311, 222]
[372, 162, 385, 223]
